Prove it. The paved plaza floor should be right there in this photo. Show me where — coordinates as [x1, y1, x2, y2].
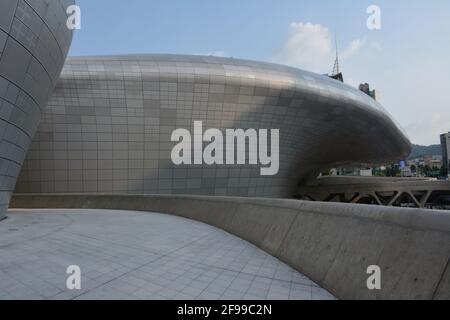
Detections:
[0, 209, 335, 300]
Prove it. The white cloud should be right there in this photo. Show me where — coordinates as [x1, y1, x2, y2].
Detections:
[274, 22, 365, 74]
[341, 38, 366, 60]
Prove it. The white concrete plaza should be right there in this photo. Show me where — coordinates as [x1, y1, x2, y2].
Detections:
[0, 209, 334, 300]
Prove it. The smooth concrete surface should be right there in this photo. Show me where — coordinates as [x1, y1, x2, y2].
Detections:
[10, 194, 450, 300]
[0, 209, 334, 300]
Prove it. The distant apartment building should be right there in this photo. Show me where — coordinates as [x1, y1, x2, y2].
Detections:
[359, 83, 378, 101]
[441, 132, 450, 176]
[408, 156, 442, 168]
[400, 166, 413, 177]
[331, 167, 373, 177]
[425, 156, 443, 169]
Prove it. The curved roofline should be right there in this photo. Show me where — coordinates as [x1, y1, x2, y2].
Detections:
[64, 53, 411, 146]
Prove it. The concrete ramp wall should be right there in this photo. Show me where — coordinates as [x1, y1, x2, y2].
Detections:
[10, 194, 450, 300]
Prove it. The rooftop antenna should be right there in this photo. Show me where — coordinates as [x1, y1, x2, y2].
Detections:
[332, 32, 340, 76]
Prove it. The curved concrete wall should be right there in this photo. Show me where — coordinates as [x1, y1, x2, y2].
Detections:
[11, 194, 450, 300]
[15, 54, 410, 198]
[0, 0, 75, 219]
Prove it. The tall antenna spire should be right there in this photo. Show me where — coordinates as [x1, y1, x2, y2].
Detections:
[328, 32, 344, 82]
[332, 32, 340, 76]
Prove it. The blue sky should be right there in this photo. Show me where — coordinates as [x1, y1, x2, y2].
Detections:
[70, 0, 450, 145]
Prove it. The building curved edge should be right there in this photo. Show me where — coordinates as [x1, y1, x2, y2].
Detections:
[0, 0, 75, 219]
[15, 54, 411, 198]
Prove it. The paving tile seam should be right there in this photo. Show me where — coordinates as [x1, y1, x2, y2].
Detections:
[71, 223, 229, 300]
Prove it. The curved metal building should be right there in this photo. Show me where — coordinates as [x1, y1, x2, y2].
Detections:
[0, 0, 74, 219]
[15, 54, 411, 198]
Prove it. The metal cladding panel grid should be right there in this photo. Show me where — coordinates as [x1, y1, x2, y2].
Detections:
[0, 0, 74, 218]
[16, 55, 411, 198]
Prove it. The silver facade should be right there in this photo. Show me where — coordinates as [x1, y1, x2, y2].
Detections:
[15, 54, 411, 198]
[0, 0, 74, 219]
